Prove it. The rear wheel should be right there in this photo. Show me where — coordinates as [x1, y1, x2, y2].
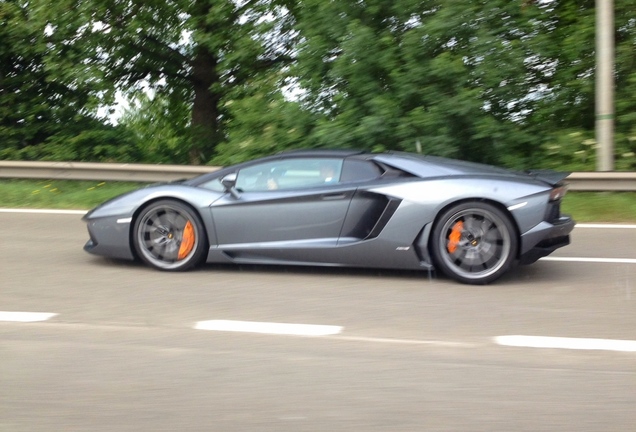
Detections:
[431, 202, 517, 284]
[133, 200, 207, 271]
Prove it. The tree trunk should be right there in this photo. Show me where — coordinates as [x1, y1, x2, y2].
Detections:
[189, 47, 221, 164]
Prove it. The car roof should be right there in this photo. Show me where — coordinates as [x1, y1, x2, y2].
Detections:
[186, 149, 368, 185]
[276, 149, 367, 158]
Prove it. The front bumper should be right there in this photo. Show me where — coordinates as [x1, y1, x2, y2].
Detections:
[518, 215, 575, 265]
[83, 215, 135, 260]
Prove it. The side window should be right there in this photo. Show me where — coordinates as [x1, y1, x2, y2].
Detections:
[236, 158, 344, 192]
[235, 161, 283, 192]
[340, 159, 383, 183]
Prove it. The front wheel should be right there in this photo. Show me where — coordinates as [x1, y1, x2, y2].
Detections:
[431, 202, 518, 284]
[133, 200, 208, 271]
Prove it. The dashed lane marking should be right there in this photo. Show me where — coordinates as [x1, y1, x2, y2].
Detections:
[333, 335, 476, 347]
[495, 335, 636, 352]
[193, 321, 475, 346]
[3, 314, 635, 353]
[0, 311, 58, 322]
[195, 320, 343, 336]
[541, 257, 636, 264]
[575, 223, 636, 229]
[0, 208, 86, 215]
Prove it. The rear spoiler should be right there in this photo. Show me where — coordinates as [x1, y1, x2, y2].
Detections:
[524, 170, 570, 186]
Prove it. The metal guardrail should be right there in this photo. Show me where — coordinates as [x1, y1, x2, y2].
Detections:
[565, 172, 636, 191]
[0, 161, 219, 183]
[1, 160, 635, 191]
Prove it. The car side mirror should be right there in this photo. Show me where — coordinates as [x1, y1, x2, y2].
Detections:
[221, 173, 240, 199]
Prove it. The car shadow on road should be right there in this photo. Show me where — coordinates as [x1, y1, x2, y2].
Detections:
[85, 255, 572, 287]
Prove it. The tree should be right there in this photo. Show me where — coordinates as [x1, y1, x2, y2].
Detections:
[0, 0, 113, 160]
[117, 91, 192, 164]
[290, 0, 636, 169]
[289, 0, 541, 166]
[211, 72, 318, 166]
[524, 0, 636, 170]
[39, 0, 299, 164]
[4, 0, 634, 169]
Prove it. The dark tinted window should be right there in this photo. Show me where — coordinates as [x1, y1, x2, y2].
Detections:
[340, 159, 383, 183]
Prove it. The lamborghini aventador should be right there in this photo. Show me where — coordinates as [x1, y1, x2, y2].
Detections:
[82, 150, 574, 284]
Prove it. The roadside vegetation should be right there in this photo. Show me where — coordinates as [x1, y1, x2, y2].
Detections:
[0, 179, 634, 223]
[0, 180, 144, 211]
[561, 192, 636, 223]
[2, 0, 635, 170]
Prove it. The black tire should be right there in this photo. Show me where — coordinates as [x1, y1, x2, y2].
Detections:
[431, 202, 518, 284]
[133, 200, 208, 271]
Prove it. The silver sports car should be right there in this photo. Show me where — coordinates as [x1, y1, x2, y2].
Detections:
[83, 150, 574, 284]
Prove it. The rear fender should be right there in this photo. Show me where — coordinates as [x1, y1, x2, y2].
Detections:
[525, 170, 570, 186]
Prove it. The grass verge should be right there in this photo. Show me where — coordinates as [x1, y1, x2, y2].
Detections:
[0, 179, 144, 210]
[0, 179, 635, 222]
[561, 192, 636, 223]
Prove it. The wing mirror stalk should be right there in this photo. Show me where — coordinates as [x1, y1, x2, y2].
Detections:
[221, 173, 241, 199]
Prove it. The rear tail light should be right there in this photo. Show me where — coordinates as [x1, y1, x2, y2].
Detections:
[549, 184, 568, 202]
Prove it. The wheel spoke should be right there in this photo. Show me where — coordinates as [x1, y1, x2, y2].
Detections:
[157, 211, 172, 229]
[480, 218, 495, 236]
[476, 245, 497, 267]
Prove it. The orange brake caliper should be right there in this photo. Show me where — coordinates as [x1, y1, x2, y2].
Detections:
[447, 221, 463, 254]
[177, 221, 195, 260]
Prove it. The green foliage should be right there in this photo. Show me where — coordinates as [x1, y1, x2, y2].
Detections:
[117, 92, 192, 164]
[291, 0, 545, 165]
[290, 0, 636, 170]
[539, 129, 598, 171]
[211, 75, 318, 165]
[539, 128, 636, 171]
[1, 0, 636, 171]
[0, 0, 113, 160]
[0, 122, 140, 162]
[35, 0, 300, 163]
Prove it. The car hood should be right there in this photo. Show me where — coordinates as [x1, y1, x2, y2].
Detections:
[82, 183, 222, 221]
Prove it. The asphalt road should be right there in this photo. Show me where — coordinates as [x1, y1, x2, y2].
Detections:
[1, 211, 635, 432]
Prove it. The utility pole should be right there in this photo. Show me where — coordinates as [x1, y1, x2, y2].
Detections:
[595, 0, 614, 171]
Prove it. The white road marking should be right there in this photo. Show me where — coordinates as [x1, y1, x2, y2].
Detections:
[0, 311, 58, 322]
[334, 335, 475, 347]
[194, 321, 472, 346]
[195, 320, 343, 336]
[576, 223, 636, 229]
[495, 335, 636, 352]
[1, 313, 634, 354]
[0, 208, 86, 215]
[541, 257, 636, 264]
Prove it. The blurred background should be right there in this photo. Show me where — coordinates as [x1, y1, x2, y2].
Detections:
[1, 0, 635, 170]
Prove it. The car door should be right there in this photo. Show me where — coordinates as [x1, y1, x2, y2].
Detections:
[210, 157, 354, 249]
